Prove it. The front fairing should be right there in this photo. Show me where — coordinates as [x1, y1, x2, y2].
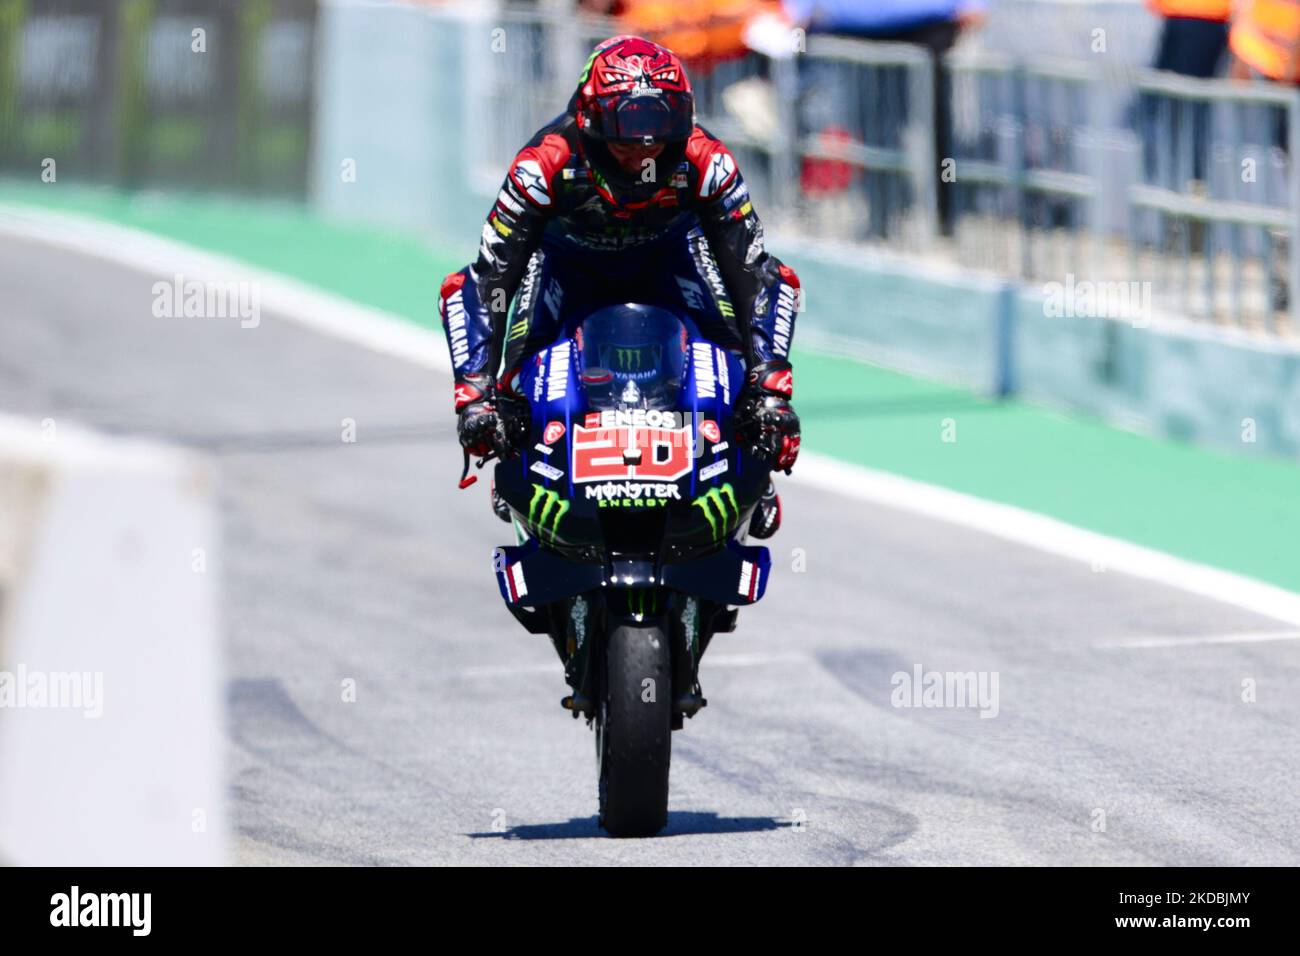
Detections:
[494, 310, 767, 559]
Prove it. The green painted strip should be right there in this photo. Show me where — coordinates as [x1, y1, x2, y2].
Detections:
[4, 181, 1297, 592]
[0, 182, 459, 324]
[795, 351, 1300, 592]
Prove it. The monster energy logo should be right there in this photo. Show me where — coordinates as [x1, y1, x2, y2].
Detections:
[628, 588, 658, 618]
[612, 346, 645, 370]
[691, 483, 738, 540]
[528, 483, 570, 542]
[578, 47, 599, 85]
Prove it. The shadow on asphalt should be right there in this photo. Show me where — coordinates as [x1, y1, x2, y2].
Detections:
[467, 811, 788, 840]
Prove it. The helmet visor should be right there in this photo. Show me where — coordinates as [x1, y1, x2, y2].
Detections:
[587, 90, 693, 143]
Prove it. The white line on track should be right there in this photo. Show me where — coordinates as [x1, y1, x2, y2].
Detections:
[1093, 630, 1300, 650]
[0, 203, 451, 374]
[6, 201, 1300, 629]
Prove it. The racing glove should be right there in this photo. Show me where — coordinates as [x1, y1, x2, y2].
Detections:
[736, 359, 801, 472]
[455, 373, 514, 459]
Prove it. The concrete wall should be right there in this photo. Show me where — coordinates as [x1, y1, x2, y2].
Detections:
[0, 415, 226, 865]
[778, 241, 1011, 395]
[1015, 295, 1300, 456]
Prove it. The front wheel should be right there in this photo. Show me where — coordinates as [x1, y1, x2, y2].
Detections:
[596, 623, 672, 837]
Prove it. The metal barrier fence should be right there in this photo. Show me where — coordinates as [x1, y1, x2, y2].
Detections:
[8, 0, 1297, 335]
[792, 36, 935, 250]
[945, 50, 1300, 333]
[1131, 70, 1300, 333]
[947, 53, 1105, 282]
[464, 6, 1299, 334]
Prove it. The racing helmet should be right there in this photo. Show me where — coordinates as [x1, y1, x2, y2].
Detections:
[570, 35, 695, 207]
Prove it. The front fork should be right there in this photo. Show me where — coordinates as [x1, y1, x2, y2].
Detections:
[558, 589, 710, 727]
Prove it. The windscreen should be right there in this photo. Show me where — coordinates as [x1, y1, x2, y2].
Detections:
[578, 304, 686, 411]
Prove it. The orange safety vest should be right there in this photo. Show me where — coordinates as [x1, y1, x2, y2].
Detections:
[1230, 0, 1300, 81]
[619, 0, 774, 70]
[1145, 0, 1231, 20]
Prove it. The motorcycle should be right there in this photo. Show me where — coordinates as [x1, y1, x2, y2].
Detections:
[464, 303, 774, 838]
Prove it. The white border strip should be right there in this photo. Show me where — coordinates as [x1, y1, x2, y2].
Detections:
[5, 200, 1299, 627]
[789, 453, 1300, 626]
[0, 202, 450, 374]
[1094, 630, 1300, 650]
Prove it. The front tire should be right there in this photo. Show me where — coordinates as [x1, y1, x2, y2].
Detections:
[596, 623, 672, 837]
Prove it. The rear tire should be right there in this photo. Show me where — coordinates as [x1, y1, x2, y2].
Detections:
[596, 623, 672, 837]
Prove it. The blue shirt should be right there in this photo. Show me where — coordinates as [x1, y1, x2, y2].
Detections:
[784, 0, 986, 34]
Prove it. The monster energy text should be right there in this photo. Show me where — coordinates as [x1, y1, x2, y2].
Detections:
[585, 481, 682, 505]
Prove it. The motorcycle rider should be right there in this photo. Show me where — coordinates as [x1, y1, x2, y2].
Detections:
[439, 35, 800, 538]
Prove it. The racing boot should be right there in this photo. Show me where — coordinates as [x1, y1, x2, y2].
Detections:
[747, 479, 781, 539]
[490, 480, 512, 523]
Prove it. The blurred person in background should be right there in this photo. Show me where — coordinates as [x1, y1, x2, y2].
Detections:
[782, 0, 988, 235]
[1149, 0, 1231, 79]
[579, 0, 779, 75]
[1141, 1, 1231, 186]
[440, 35, 802, 537]
[781, 0, 985, 53]
[1229, 0, 1300, 82]
[1227, 0, 1300, 309]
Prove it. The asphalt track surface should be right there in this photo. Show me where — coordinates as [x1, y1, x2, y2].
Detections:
[4, 235, 1300, 865]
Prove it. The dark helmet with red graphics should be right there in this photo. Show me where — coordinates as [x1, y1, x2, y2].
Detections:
[570, 36, 695, 207]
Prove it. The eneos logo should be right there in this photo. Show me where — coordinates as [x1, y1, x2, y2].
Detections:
[572, 425, 692, 482]
[699, 419, 721, 443]
[543, 421, 566, 444]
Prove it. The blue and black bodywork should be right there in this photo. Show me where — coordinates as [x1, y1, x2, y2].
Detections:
[490, 303, 772, 724]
